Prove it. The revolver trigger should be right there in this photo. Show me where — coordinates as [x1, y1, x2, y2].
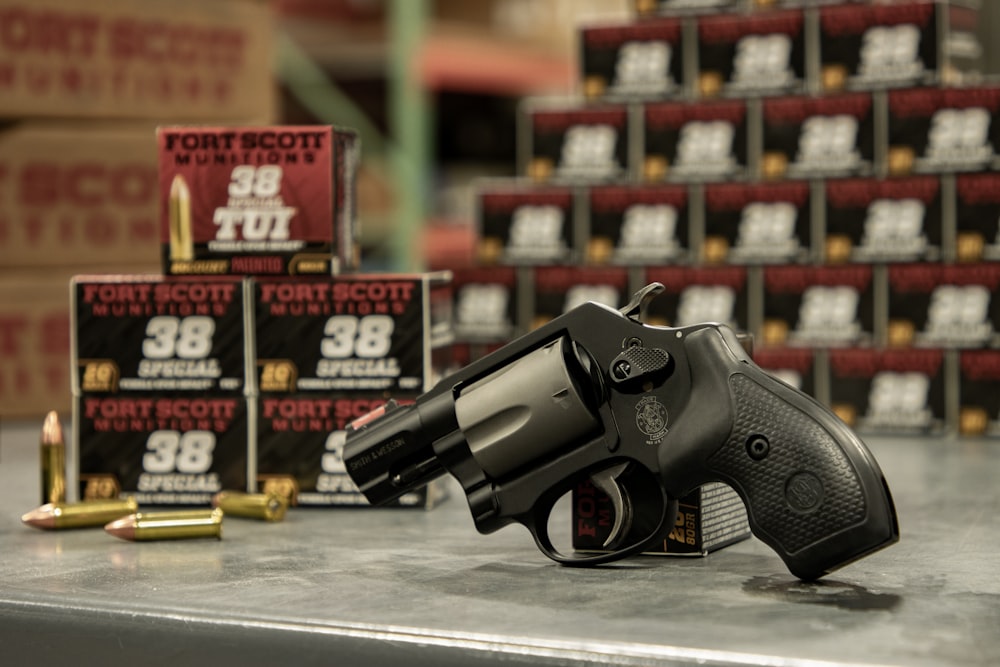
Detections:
[590, 463, 632, 549]
[619, 283, 665, 322]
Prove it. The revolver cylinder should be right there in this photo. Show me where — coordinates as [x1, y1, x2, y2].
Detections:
[456, 337, 603, 479]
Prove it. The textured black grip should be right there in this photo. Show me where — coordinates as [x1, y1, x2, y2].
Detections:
[661, 327, 898, 580]
[709, 374, 866, 556]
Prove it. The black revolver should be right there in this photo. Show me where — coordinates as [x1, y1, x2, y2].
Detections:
[344, 283, 898, 580]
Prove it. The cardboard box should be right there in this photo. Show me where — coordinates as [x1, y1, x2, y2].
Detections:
[579, 18, 685, 102]
[644, 266, 749, 330]
[529, 266, 629, 330]
[828, 347, 946, 435]
[824, 176, 942, 264]
[959, 350, 1000, 436]
[0, 0, 275, 121]
[888, 263, 1000, 348]
[887, 85, 1000, 176]
[73, 394, 251, 505]
[0, 122, 160, 269]
[476, 182, 578, 265]
[695, 8, 806, 98]
[754, 346, 817, 397]
[573, 480, 750, 557]
[954, 172, 1000, 262]
[642, 99, 749, 183]
[702, 181, 813, 264]
[586, 183, 691, 265]
[254, 393, 446, 508]
[158, 125, 359, 276]
[521, 101, 631, 183]
[762, 265, 874, 347]
[633, 0, 741, 15]
[251, 273, 451, 394]
[451, 266, 521, 343]
[761, 92, 876, 180]
[0, 271, 73, 418]
[818, 1, 981, 93]
[71, 275, 249, 395]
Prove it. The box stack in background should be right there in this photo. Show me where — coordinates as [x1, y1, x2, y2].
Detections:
[0, 0, 276, 418]
[65, 122, 452, 508]
[455, 0, 997, 440]
[443, 0, 995, 552]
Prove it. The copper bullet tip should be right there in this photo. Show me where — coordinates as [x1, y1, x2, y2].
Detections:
[41, 411, 64, 446]
[104, 515, 137, 541]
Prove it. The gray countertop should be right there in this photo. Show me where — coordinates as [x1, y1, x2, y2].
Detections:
[0, 419, 996, 667]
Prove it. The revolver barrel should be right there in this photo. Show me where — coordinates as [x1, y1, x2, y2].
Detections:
[344, 393, 456, 505]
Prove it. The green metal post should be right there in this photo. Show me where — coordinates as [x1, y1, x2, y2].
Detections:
[388, 0, 430, 271]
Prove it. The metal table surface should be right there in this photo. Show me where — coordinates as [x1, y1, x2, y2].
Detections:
[0, 419, 996, 667]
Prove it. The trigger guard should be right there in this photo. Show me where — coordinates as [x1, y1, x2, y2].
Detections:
[529, 494, 679, 568]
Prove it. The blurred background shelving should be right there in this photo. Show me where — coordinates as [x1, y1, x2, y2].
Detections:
[275, 0, 630, 271]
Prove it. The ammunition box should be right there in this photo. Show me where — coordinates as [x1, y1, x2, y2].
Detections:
[74, 394, 251, 506]
[887, 86, 1000, 176]
[250, 273, 452, 395]
[158, 126, 359, 276]
[954, 173, 1000, 263]
[71, 275, 249, 395]
[824, 176, 943, 263]
[643, 266, 750, 331]
[254, 393, 446, 508]
[476, 182, 579, 265]
[642, 99, 749, 183]
[695, 9, 806, 98]
[451, 266, 521, 344]
[818, 1, 981, 92]
[828, 348, 947, 435]
[761, 93, 876, 180]
[587, 184, 691, 265]
[579, 18, 685, 102]
[753, 347, 818, 398]
[529, 267, 629, 331]
[633, 0, 742, 15]
[573, 481, 750, 557]
[702, 181, 813, 264]
[520, 101, 631, 183]
[888, 263, 1000, 348]
[959, 350, 1000, 437]
[762, 265, 874, 347]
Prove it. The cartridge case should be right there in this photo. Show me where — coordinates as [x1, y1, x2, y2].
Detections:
[105, 508, 223, 541]
[40, 412, 67, 505]
[22, 497, 139, 530]
[212, 491, 287, 522]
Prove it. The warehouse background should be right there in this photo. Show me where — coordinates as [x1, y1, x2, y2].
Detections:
[1, 0, 998, 420]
